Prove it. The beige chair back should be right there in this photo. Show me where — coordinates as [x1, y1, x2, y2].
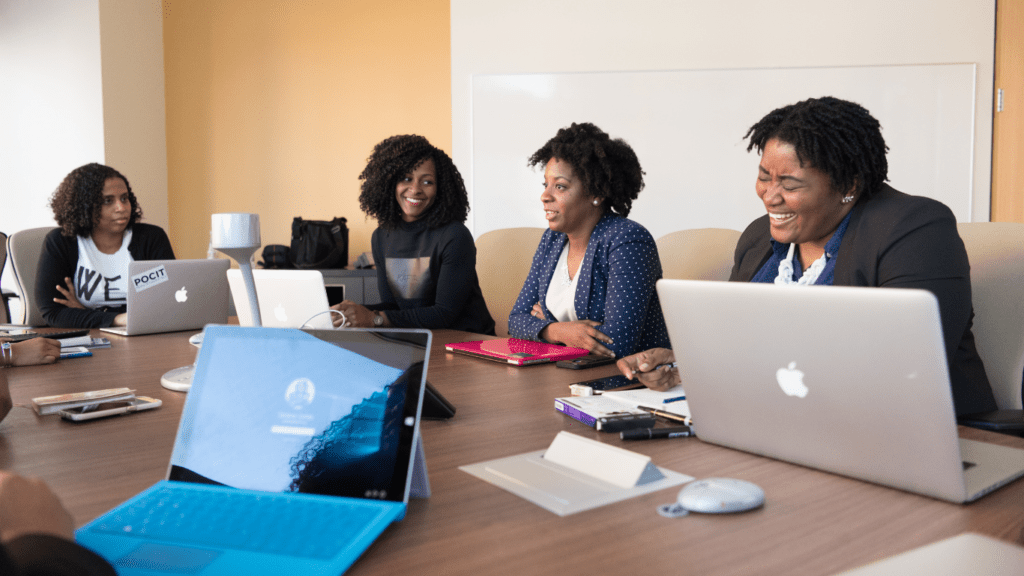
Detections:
[958, 222, 1024, 410]
[8, 227, 57, 327]
[476, 227, 546, 336]
[656, 228, 741, 281]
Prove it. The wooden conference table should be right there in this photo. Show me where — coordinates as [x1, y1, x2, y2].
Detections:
[3, 328, 1024, 575]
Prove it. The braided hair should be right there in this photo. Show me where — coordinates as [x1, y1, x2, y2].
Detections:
[744, 96, 889, 198]
[528, 122, 645, 217]
[49, 163, 142, 237]
[358, 135, 469, 229]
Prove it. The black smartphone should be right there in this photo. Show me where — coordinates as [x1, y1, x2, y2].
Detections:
[569, 374, 644, 395]
[556, 355, 617, 369]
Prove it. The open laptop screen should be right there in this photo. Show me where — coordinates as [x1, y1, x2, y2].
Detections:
[169, 326, 430, 504]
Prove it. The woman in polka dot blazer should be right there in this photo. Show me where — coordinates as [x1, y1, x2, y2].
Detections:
[507, 122, 670, 358]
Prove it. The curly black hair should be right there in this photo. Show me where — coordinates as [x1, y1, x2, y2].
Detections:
[744, 96, 889, 199]
[49, 163, 142, 237]
[527, 122, 645, 217]
[358, 135, 469, 229]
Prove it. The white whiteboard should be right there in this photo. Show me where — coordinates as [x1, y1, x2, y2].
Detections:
[470, 64, 976, 239]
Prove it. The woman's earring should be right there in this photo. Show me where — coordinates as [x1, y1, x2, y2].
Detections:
[592, 199, 600, 206]
[842, 195, 855, 204]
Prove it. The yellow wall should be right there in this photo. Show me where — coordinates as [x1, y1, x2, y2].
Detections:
[163, 0, 452, 260]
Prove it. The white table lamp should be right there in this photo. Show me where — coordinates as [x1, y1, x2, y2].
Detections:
[161, 213, 262, 392]
[211, 213, 262, 326]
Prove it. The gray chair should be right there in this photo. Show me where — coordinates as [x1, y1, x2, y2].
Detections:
[0, 231, 9, 323]
[8, 227, 57, 326]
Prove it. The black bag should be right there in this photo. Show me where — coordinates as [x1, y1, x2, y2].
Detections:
[259, 245, 292, 269]
[289, 217, 349, 269]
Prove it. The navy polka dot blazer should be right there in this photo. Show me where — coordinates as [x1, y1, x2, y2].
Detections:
[508, 214, 670, 357]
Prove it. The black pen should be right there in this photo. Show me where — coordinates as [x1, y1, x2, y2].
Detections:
[620, 426, 693, 440]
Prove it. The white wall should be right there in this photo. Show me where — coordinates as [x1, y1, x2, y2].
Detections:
[0, 0, 105, 234]
[451, 0, 997, 234]
[0, 0, 168, 302]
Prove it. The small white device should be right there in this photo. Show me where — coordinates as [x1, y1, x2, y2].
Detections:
[658, 477, 764, 517]
[675, 477, 764, 513]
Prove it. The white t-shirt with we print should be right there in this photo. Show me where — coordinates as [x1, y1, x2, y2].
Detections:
[74, 229, 134, 309]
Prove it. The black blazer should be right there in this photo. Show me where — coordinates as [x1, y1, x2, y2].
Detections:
[730, 184, 996, 416]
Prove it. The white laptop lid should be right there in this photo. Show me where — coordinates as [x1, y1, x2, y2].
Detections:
[104, 259, 230, 336]
[657, 279, 1024, 503]
[228, 269, 333, 329]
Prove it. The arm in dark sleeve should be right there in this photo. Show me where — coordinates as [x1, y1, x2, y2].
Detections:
[507, 236, 554, 341]
[873, 207, 971, 362]
[2, 534, 116, 575]
[35, 231, 120, 329]
[384, 226, 483, 329]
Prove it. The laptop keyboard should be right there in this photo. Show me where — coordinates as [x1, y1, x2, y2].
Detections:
[91, 484, 387, 559]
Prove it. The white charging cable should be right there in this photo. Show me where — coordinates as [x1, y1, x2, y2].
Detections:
[300, 308, 348, 330]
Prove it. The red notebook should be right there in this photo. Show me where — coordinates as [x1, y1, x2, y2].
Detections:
[445, 338, 589, 366]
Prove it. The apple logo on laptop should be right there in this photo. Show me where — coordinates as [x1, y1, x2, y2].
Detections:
[174, 287, 188, 303]
[776, 361, 808, 398]
[274, 304, 288, 323]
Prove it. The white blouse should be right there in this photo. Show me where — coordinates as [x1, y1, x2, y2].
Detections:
[545, 243, 580, 322]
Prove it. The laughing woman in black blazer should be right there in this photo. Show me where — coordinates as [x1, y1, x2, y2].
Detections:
[619, 96, 996, 417]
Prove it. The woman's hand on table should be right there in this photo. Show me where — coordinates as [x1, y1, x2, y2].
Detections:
[539, 320, 614, 357]
[617, 347, 679, 391]
[10, 338, 61, 366]
[331, 301, 386, 328]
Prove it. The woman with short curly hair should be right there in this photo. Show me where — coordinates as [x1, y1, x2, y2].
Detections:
[36, 163, 174, 328]
[331, 135, 495, 334]
[508, 122, 670, 358]
[619, 97, 996, 417]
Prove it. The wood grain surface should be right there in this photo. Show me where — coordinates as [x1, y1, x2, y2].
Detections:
[3, 328, 1023, 575]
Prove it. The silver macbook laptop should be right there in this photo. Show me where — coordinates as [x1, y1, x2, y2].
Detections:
[657, 279, 1024, 503]
[77, 325, 432, 574]
[101, 259, 230, 336]
[228, 269, 335, 329]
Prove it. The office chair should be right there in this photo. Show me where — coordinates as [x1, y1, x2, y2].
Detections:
[0, 231, 9, 323]
[475, 227, 546, 337]
[8, 227, 57, 326]
[956, 222, 1024, 434]
[656, 228, 741, 281]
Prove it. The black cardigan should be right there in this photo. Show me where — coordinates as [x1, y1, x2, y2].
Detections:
[35, 224, 175, 328]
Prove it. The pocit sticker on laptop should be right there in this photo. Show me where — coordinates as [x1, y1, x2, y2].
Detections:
[131, 265, 168, 293]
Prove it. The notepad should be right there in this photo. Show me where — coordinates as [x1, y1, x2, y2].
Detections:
[603, 386, 690, 418]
